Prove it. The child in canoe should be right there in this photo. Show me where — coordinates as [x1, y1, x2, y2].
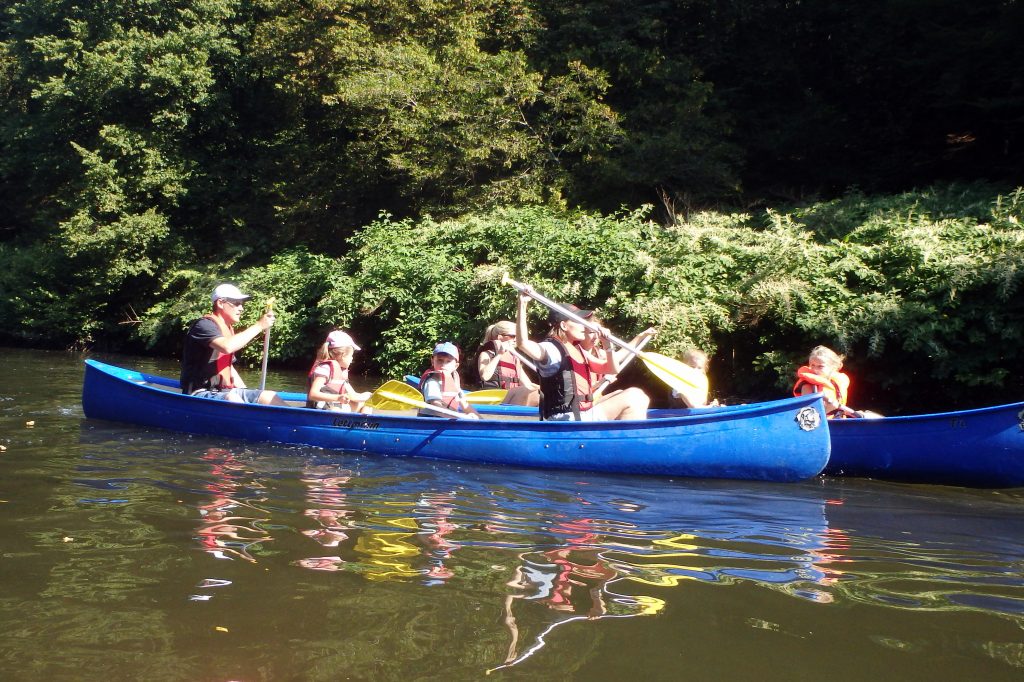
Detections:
[306, 330, 372, 412]
[670, 349, 718, 408]
[793, 345, 858, 418]
[420, 342, 481, 419]
[477, 320, 539, 406]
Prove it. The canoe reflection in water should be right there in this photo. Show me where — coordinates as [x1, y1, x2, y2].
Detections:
[196, 448, 274, 563]
[293, 465, 460, 582]
[70, 391, 1024, 677]
[489, 509, 846, 672]
[183, 447, 849, 671]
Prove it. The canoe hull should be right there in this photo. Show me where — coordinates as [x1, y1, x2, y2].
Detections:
[81, 360, 830, 482]
[826, 402, 1024, 487]
[613, 400, 1024, 487]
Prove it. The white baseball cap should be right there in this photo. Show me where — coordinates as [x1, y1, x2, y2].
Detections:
[211, 283, 252, 303]
[327, 330, 361, 350]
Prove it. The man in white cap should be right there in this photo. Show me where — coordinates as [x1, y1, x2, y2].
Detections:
[180, 283, 286, 405]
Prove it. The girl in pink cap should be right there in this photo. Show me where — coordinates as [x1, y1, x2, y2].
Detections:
[306, 330, 372, 412]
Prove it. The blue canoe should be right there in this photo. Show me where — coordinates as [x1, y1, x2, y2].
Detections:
[825, 401, 1024, 487]
[476, 399, 1024, 487]
[80, 359, 830, 482]
[571, 400, 1024, 488]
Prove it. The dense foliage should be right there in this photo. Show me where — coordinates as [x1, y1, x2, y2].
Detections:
[0, 2, 1021, 410]
[125, 185, 1024, 412]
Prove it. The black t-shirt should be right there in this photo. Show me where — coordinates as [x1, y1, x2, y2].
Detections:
[180, 317, 232, 393]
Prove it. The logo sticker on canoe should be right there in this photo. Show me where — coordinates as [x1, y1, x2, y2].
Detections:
[332, 417, 380, 430]
[795, 407, 820, 431]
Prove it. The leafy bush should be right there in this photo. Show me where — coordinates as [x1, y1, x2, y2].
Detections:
[308, 186, 1023, 410]
[3, 183, 1019, 411]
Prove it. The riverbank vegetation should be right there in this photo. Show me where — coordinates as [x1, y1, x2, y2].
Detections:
[1, 2, 1021, 410]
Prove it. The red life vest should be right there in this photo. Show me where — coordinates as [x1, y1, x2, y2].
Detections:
[793, 366, 850, 414]
[480, 342, 522, 390]
[420, 369, 463, 411]
[203, 313, 235, 389]
[538, 337, 596, 419]
[566, 345, 597, 412]
[306, 359, 350, 408]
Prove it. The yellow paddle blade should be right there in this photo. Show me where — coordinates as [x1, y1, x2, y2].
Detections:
[465, 389, 507, 405]
[365, 380, 427, 411]
[640, 352, 709, 405]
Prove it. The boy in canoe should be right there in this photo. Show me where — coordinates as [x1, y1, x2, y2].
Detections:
[515, 288, 650, 421]
[419, 342, 481, 419]
[180, 283, 286, 405]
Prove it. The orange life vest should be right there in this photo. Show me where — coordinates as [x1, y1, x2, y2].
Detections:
[203, 313, 235, 389]
[793, 366, 850, 414]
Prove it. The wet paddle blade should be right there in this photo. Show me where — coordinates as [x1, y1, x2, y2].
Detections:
[365, 380, 471, 418]
[640, 352, 709, 404]
[465, 389, 507, 405]
[365, 380, 427, 411]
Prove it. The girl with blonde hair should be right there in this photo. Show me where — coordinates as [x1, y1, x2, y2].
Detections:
[793, 345, 852, 418]
[306, 330, 372, 412]
[477, 320, 539, 406]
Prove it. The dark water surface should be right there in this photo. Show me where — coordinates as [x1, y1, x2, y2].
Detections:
[1, 348, 1022, 681]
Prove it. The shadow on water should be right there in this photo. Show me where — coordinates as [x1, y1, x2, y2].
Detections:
[1, 348, 1022, 680]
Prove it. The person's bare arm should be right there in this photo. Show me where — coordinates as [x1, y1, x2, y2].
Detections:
[478, 347, 502, 381]
[308, 374, 338, 404]
[209, 312, 275, 355]
[515, 291, 545, 363]
[613, 327, 656, 364]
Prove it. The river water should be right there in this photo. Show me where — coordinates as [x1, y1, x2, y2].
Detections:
[0, 348, 1022, 681]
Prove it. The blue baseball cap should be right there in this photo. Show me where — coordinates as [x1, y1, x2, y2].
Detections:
[432, 342, 460, 360]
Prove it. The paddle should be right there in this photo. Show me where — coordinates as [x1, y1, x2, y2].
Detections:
[836, 405, 884, 419]
[403, 374, 507, 405]
[364, 380, 473, 419]
[593, 334, 653, 396]
[465, 389, 507, 405]
[642, 350, 709, 406]
[258, 297, 275, 392]
[510, 347, 537, 372]
[502, 273, 706, 397]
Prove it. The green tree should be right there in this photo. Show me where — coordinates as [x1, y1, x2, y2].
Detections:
[533, 0, 741, 211]
[0, 0, 242, 343]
